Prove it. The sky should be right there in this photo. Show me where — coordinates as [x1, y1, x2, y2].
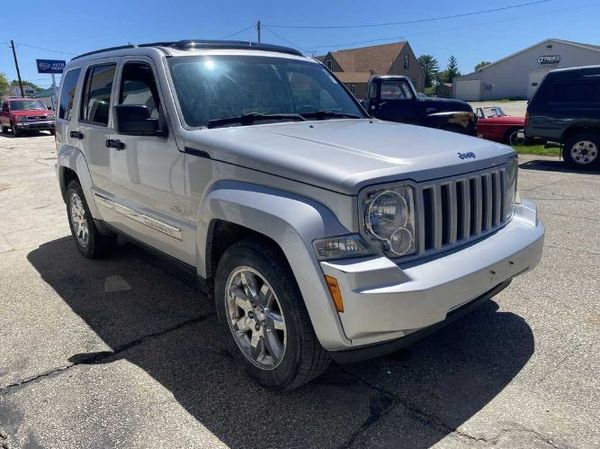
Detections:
[2, 0, 600, 89]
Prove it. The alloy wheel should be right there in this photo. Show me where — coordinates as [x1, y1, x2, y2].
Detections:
[570, 140, 598, 165]
[70, 192, 89, 247]
[225, 266, 287, 369]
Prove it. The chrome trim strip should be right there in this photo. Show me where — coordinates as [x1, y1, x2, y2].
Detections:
[93, 192, 114, 210]
[114, 202, 183, 241]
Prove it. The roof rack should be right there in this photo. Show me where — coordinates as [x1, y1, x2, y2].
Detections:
[71, 40, 302, 61]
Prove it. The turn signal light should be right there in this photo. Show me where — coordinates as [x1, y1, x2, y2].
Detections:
[324, 275, 344, 313]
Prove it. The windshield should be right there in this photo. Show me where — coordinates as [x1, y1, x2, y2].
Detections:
[482, 106, 507, 118]
[9, 100, 47, 111]
[168, 55, 364, 128]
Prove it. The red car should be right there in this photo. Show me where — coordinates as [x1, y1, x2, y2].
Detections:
[476, 106, 525, 145]
[1, 98, 55, 137]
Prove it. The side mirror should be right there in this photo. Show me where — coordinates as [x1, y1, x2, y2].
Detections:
[47, 106, 53, 110]
[114, 104, 162, 136]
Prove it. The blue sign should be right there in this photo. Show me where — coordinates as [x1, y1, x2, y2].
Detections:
[36, 59, 66, 74]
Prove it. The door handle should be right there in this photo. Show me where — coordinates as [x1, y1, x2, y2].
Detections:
[105, 139, 125, 150]
[69, 131, 84, 139]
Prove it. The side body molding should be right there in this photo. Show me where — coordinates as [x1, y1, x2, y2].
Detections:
[199, 181, 353, 350]
[56, 144, 100, 218]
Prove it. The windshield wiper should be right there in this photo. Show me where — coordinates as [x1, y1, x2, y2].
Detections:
[207, 112, 306, 129]
[301, 110, 362, 120]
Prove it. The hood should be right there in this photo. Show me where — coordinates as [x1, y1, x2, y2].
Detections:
[10, 109, 51, 117]
[479, 115, 525, 125]
[184, 119, 514, 195]
[419, 97, 473, 113]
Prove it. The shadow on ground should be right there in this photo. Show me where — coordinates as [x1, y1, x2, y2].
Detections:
[25, 237, 534, 448]
[519, 158, 600, 175]
[0, 131, 53, 139]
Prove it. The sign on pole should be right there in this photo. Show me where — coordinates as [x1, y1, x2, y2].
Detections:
[36, 59, 66, 74]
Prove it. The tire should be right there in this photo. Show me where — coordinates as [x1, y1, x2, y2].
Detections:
[1, 125, 8, 134]
[66, 180, 116, 258]
[505, 127, 525, 146]
[562, 132, 600, 169]
[49, 128, 55, 136]
[214, 239, 331, 390]
[12, 123, 22, 137]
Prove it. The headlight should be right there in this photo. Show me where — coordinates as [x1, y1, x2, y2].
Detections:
[313, 235, 374, 260]
[363, 186, 416, 257]
[47, 114, 55, 120]
[15, 116, 26, 122]
[504, 157, 518, 220]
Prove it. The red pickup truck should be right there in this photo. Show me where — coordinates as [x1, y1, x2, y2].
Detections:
[1, 98, 55, 137]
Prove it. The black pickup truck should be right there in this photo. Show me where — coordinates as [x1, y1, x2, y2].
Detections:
[362, 75, 477, 136]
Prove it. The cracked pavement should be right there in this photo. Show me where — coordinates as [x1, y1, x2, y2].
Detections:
[0, 132, 598, 448]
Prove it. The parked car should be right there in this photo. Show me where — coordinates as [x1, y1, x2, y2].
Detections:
[525, 65, 600, 168]
[476, 106, 525, 145]
[0, 98, 55, 136]
[56, 40, 544, 389]
[362, 75, 477, 136]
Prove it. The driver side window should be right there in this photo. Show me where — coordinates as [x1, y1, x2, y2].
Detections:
[119, 62, 160, 119]
[381, 82, 413, 100]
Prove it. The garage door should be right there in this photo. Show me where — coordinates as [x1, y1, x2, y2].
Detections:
[454, 80, 482, 101]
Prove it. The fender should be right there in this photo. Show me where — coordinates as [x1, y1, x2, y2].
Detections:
[56, 144, 100, 219]
[199, 180, 353, 350]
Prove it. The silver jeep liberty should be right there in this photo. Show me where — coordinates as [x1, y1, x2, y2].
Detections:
[55, 40, 544, 389]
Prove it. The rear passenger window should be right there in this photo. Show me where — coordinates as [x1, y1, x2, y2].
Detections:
[119, 62, 160, 118]
[80, 64, 116, 125]
[548, 80, 600, 104]
[58, 68, 81, 120]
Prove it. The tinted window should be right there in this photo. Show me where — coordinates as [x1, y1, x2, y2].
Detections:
[80, 64, 116, 125]
[168, 56, 363, 127]
[546, 79, 600, 104]
[59, 68, 81, 120]
[119, 62, 160, 119]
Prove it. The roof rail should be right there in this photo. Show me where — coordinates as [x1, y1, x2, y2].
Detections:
[71, 40, 302, 61]
[72, 44, 137, 61]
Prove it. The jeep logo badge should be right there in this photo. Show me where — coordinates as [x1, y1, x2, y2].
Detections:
[457, 152, 476, 160]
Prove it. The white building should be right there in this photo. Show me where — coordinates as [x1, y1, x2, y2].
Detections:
[453, 38, 600, 101]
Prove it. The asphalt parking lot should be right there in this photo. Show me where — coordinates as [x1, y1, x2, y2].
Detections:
[0, 132, 598, 449]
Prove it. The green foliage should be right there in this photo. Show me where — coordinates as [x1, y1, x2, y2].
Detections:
[0, 73, 9, 96]
[475, 61, 491, 71]
[417, 54, 439, 88]
[446, 56, 461, 83]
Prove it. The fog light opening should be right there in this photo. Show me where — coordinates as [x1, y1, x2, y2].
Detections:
[324, 275, 344, 313]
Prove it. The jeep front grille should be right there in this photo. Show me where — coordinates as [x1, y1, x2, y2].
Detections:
[416, 166, 506, 255]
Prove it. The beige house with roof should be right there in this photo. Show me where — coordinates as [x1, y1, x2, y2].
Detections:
[318, 41, 425, 99]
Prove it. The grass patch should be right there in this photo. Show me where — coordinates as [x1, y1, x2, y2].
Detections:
[512, 144, 560, 156]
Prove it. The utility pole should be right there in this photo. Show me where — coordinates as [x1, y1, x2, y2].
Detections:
[10, 40, 24, 97]
[256, 20, 261, 43]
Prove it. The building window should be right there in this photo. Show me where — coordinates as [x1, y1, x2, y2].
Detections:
[326, 59, 333, 70]
[403, 54, 409, 69]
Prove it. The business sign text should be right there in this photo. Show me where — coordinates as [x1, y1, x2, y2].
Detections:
[36, 59, 66, 74]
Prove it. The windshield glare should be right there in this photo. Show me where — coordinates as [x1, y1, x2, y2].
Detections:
[483, 106, 507, 117]
[9, 100, 47, 111]
[168, 56, 364, 127]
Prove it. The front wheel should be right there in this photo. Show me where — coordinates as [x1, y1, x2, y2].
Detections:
[215, 240, 330, 389]
[12, 124, 22, 137]
[563, 133, 600, 169]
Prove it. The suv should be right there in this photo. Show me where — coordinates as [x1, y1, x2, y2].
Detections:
[525, 65, 600, 168]
[55, 40, 544, 389]
[1, 97, 55, 136]
[363, 75, 477, 136]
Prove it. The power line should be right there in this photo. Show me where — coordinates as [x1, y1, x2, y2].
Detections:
[266, 0, 550, 29]
[298, 1, 600, 52]
[15, 42, 76, 56]
[262, 26, 305, 50]
[219, 25, 255, 40]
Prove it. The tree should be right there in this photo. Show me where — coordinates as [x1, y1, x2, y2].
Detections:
[417, 54, 439, 88]
[446, 56, 461, 83]
[0, 73, 9, 96]
[10, 80, 43, 93]
[475, 61, 491, 71]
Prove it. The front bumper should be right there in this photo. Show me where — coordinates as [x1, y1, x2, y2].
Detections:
[14, 120, 54, 130]
[320, 199, 544, 352]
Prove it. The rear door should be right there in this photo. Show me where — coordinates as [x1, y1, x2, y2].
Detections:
[76, 62, 118, 203]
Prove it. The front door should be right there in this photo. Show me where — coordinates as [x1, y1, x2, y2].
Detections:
[371, 80, 420, 124]
[108, 59, 193, 265]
